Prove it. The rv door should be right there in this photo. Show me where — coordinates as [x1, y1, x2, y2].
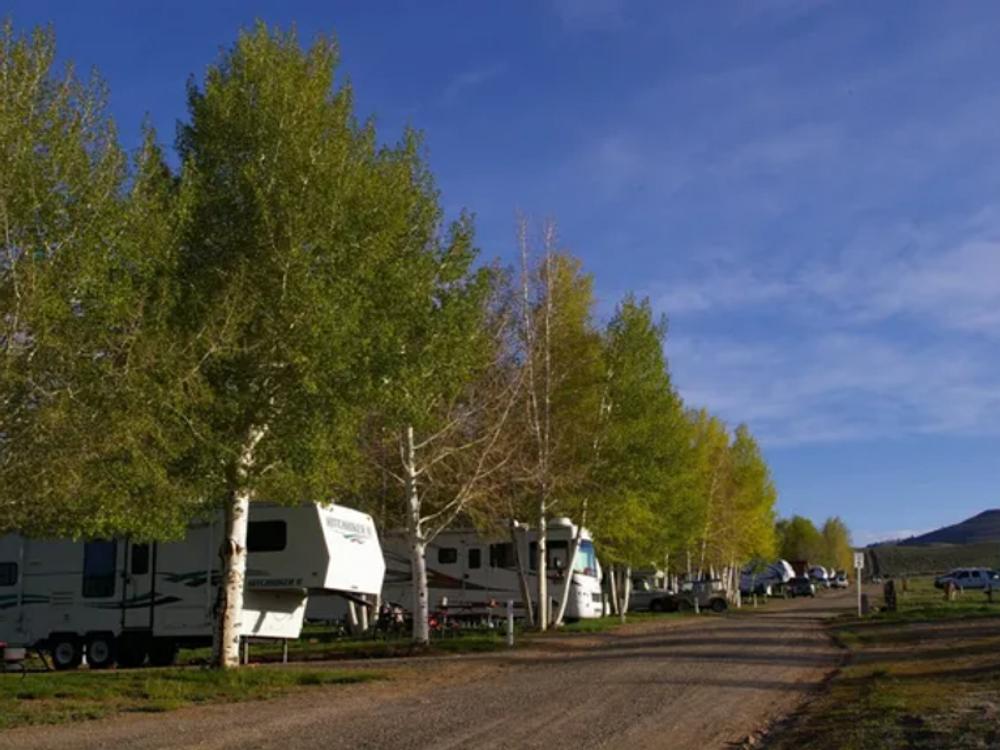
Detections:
[122, 541, 155, 631]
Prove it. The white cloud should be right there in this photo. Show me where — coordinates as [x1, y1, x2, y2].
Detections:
[652, 206, 1000, 338]
[443, 63, 507, 102]
[668, 329, 1000, 447]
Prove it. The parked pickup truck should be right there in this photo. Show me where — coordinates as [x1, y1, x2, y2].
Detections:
[933, 568, 1000, 590]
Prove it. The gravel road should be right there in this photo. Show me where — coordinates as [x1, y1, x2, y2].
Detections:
[0, 590, 856, 750]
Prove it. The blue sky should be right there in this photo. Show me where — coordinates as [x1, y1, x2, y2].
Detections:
[8, 1, 1000, 544]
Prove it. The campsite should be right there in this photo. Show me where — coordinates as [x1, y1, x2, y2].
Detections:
[4, 3, 1000, 748]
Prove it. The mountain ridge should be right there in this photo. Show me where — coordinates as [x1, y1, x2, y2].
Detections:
[888, 509, 1000, 546]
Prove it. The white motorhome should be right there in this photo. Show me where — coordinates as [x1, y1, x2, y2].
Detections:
[375, 517, 603, 622]
[0, 503, 384, 670]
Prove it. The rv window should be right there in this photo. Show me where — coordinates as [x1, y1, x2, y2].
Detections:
[247, 521, 287, 553]
[529, 542, 537, 571]
[82, 541, 117, 598]
[131, 544, 150, 575]
[547, 540, 568, 569]
[489, 543, 516, 568]
[438, 547, 458, 565]
[0, 562, 16, 587]
[468, 548, 482, 570]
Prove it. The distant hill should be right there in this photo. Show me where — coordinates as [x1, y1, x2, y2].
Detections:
[898, 510, 1000, 546]
[865, 510, 1000, 577]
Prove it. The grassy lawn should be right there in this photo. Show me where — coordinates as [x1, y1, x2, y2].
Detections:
[0, 666, 382, 731]
[178, 628, 515, 665]
[767, 578, 1000, 749]
[550, 610, 681, 633]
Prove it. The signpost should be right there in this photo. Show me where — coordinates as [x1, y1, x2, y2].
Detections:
[854, 551, 865, 617]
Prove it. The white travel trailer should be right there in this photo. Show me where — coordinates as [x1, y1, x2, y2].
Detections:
[741, 559, 795, 596]
[377, 517, 604, 622]
[0, 503, 384, 669]
[809, 565, 831, 588]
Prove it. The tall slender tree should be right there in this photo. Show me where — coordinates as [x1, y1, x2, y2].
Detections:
[514, 221, 603, 629]
[174, 24, 453, 666]
[585, 296, 686, 618]
[361, 251, 522, 644]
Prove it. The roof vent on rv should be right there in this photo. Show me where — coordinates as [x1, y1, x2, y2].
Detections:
[549, 517, 574, 528]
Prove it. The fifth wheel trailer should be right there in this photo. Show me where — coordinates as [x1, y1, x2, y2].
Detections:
[0, 503, 384, 669]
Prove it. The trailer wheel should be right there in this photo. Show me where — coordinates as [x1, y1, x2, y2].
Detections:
[650, 599, 665, 613]
[86, 634, 116, 670]
[50, 637, 83, 671]
[148, 639, 178, 667]
[710, 598, 728, 613]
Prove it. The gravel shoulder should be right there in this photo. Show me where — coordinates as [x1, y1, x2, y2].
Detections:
[0, 590, 856, 750]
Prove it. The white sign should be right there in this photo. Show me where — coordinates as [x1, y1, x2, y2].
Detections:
[854, 551, 865, 569]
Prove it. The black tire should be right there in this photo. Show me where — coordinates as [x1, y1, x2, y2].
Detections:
[148, 639, 178, 667]
[650, 599, 665, 613]
[710, 598, 727, 613]
[116, 636, 148, 668]
[86, 634, 116, 670]
[50, 636, 83, 671]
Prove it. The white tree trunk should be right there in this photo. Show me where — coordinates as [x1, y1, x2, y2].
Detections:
[536, 505, 548, 630]
[553, 524, 584, 627]
[213, 488, 250, 668]
[212, 429, 262, 669]
[410, 538, 429, 644]
[511, 522, 535, 626]
[607, 564, 618, 616]
[618, 566, 632, 622]
[405, 425, 430, 645]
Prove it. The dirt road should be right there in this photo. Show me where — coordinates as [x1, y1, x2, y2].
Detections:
[0, 590, 856, 750]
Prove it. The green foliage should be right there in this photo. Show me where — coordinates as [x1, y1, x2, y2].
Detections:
[775, 514, 854, 569]
[775, 515, 824, 562]
[173, 23, 467, 510]
[0, 22, 196, 538]
[504, 245, 605, 526]
[821, 516, 854, 571]
[590, 295, 686, 566]
[0, 18, 785, 588]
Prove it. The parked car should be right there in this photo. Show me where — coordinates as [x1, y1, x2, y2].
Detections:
[831, 572, 849, 589]
[660, 579, 729, 613]
[628, 577, 675, 613]
[933, 568, 1000, 590]
[786, 577, 816, 597]
[739, 572, 773, 598]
